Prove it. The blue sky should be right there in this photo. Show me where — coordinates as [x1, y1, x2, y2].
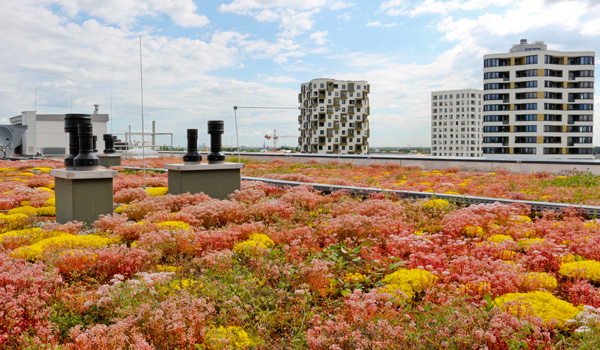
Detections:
[0, 0, 598, 148]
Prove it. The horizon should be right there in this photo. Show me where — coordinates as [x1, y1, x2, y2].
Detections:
[1, 0, 598, 148]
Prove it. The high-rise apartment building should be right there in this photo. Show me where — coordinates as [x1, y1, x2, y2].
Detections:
[298, 79, 370, 154]
[482, 40, 595, 158]
[431, 89, 483, 157]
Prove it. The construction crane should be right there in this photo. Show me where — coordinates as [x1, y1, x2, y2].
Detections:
[264, 129, 296, 151]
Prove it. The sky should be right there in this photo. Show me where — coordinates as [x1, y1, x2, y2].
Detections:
[0, 0, 599, 149]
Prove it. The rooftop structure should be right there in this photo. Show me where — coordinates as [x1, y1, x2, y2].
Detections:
[431, 89, 483, 157]
[298, 78, 370, 154]
[10, 105, 108, 156]
[482, 40, 595, 158]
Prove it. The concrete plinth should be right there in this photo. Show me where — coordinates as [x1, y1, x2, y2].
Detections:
[164, 163, 244, 199]
[50, 169, 118, 226]
[97, 153, 121, 168]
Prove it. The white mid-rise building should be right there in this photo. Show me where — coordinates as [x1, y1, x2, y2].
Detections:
[10, 106, 109, 156]
[482, 40, 595, 158]
[431, 89, 483, 157]
[298, 78, 370, 154]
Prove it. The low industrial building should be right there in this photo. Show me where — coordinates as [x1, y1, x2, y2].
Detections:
[9, 105, 108, 156]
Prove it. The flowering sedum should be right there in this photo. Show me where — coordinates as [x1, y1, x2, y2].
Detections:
[559, 260, 600, 282]
[115, 204, 128, 214]
[145, 187, 168, 196]
[520, 272, 558, 290]
[511, 215, 533, 225]
[345, 272, 367, 283]
[8, 205, 38, 216]
[36, 206, 56, 216]
[0, 213, 30, 231]
[488, 234, 515, 243]
[518, 238, 544, 248]
[11, 234, 120, 260]
[423, 198, 450, 210]
[156, 220, 190, 230]
[156, 264, 181, 273]
[0, 227, 44, 243]
[203, 325, 254, 349]
[233, 233, 275, 255]
[460, 281, 491, 296]
[494, 291, 582, 328]
[32, 167, 53, 173]
[380, 268, 437, 299]
[463, 225, 485, 237]
[45, 197, 56, 207]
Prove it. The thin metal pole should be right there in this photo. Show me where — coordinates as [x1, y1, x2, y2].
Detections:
[234, 106, 240, 163]
[33, 85, 37, 167]
[139, 36, 146, 187]
[110, 83, 113, 134]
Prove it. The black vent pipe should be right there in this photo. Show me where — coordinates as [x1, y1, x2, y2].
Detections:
[183, 128, 202, 164]
[103, 134, 116, 154]
[207, 120, 225, 164]
[64, 114, 92, 169]
[73, 118, 99, 169]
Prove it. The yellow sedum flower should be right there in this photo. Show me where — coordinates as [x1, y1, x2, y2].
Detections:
[423, 198, 450, 210]
[37, 186, 54, 192]
[488, 234, 515, 243]
[511, 215, 533, 225]
[497, 250, 516, 260]
[518, 238, 544, 248]
[463, 225, 485, 237]
[35, 207, 56, 216]
[460, 281, 491, 295]
[494, 291, 582, 328]
[520, 272, 558, 290]
[203, 325, 254, 350]
[156, 220, 190, 230]
[8, 206, 38, 216]
[0, 227, 44, 243]
[114, 204, 128, 214]
[414, 229, 426, 236]
[46, 197, 56, 207]
[560, 254, 577, 264]
[380, 268, 437, 299]
[11, 234, 120, 260]
[345, 272, 367, 283]
[233, 233, 275, 255]
[559, 260, 600, 282]
[157, 264, 181, 273]
[168, 278, 201, 291]
[144, 187, 168, 196]
[33, 167, 53, 173]
[0, 213, 30, 231]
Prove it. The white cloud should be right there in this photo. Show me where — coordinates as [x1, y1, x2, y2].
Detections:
[337, 12, 352, 21]
[241, 37, 304, 63]
[366, 21, 402, 27]
[310, 30, 328, 45]
[581, 18, 600, 36]
[219, 0, 353, 37]
[435, 0, 598, 41]
[379, 0, 514, 17]
[55, 0, 209, 28]
[263, 76, 298, 83]
[378, 0, 409, 16]
[219, 0, 343, 12]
